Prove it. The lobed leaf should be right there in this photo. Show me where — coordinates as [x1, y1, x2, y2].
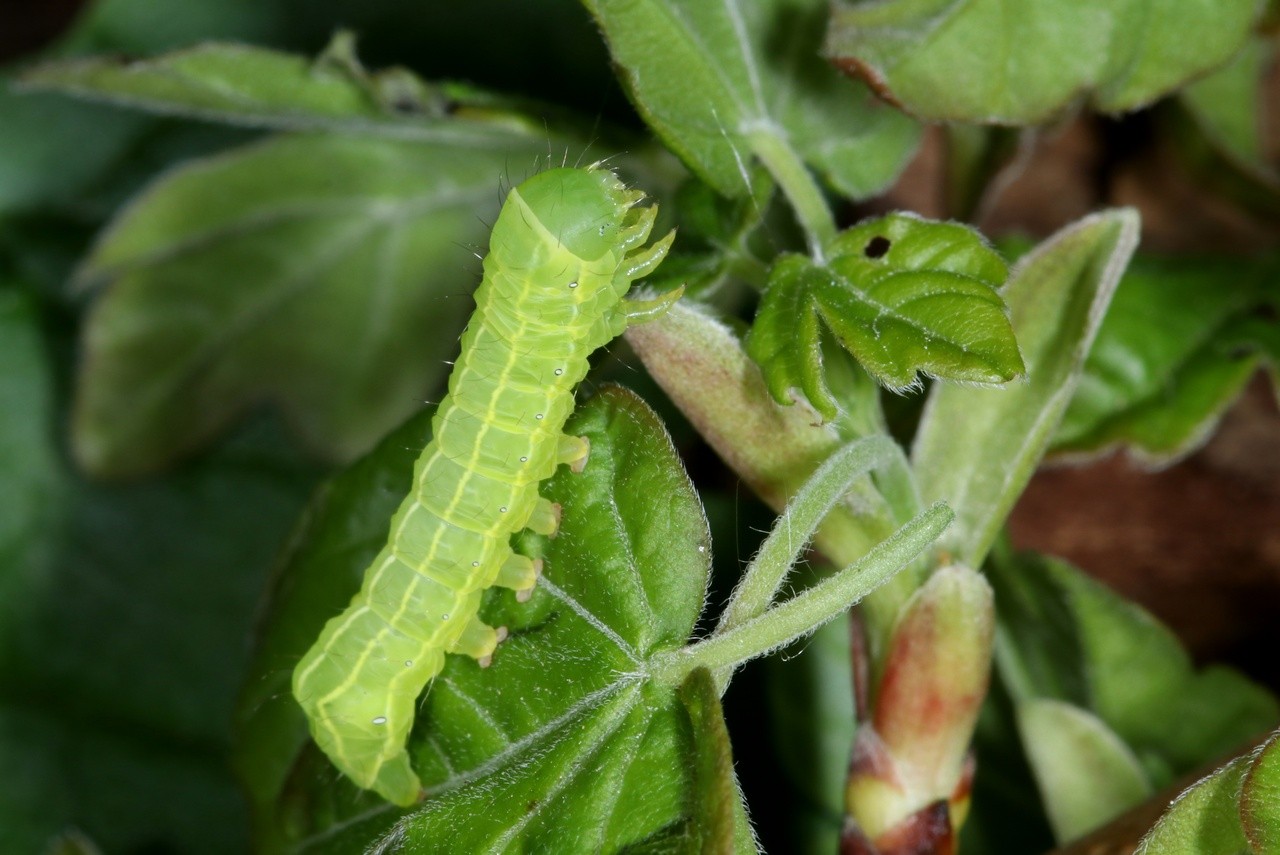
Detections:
[826, 0, 1263, 124]
[747, 212, 1019, 418]
[582, 0, 920, 201]
[72, 133, 550, 475]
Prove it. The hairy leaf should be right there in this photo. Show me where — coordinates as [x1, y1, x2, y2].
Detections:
[72, 133, 550, 475]
[913, 209, 1139, 567]
[1242, 731, 1280, 853]
[1135, 756, 1252, 855]
[826, 0, 1262, 124]
[747, 213, 1018, 417]
[582, 0, 920, 200]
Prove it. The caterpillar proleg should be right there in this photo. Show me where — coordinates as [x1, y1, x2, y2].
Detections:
[291, 166, 677, 806]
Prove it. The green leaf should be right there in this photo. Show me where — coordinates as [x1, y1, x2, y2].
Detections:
[748, 213, 1018, 418]
[0, 283, 317, 853]
[1135, 756, 1252, 855]
[912, 209, 1139, 567]
[582, 0, 920, 201]
[988, 549, 1279, 789]
[826, 0, 1262, 124]
[72, 132, 550, 475]
[21, 35, 555, 144]
[680, 668, 755, 854]
[1016, 699, 1152, 843]
[1242, 731, 1280, 854]
[1053, 253, 1273, 463]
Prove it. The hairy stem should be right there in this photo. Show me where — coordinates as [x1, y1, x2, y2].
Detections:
[718, 435, 897, 635]
[651, 502, 953, 687]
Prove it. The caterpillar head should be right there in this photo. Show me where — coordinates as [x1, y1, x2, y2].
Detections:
[513, 167, 647, 262]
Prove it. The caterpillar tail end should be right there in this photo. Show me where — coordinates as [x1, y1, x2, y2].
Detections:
[369, 753, 424, 808]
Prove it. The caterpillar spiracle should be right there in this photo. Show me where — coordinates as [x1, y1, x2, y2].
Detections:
[291, 166, 677, 807]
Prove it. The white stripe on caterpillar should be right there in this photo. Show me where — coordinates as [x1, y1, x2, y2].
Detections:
[291, 166, 676, 806]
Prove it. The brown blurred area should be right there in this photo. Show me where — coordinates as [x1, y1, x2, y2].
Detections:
[872, 79, 1280, 688]
[0, 0, 85, 63]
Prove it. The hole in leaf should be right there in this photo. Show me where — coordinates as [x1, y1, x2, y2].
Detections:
[864, 236, 891, 259]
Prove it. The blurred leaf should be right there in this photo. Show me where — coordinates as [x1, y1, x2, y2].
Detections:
[22, 35, 560, 143]
[826, 0, 1262, 124]
[582, 0, 920, 200]
[237, 386, 715, 851]
[912, 209, 1139, 567]
[0, 86, 146, 216]
[0, 283, 317, 853]
[763, 616, 854, 854]
[1053, 253, 1276, 464]
[1177, 34, 1280, 210]
[643, 176, 772, 300]
[41, 829, 103, 855]
[0, 0, 294, 217]
[72, 132, 550, 476]
[989, 550, 1279, 788]
[960, 676, 1057, 855]
[57, 0, 286, 55]
[943, 124, 1025, 221]
[1181, 37, 1277, 174]
[1016, 699, 1152, 843]
[1134, 756, 1252, 855]
[746, 213, 1018, 417]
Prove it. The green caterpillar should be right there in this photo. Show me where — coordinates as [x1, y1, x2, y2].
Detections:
[292, 166, 676, 807]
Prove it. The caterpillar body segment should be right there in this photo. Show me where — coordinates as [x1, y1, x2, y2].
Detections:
[291, 167, 673, 806]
